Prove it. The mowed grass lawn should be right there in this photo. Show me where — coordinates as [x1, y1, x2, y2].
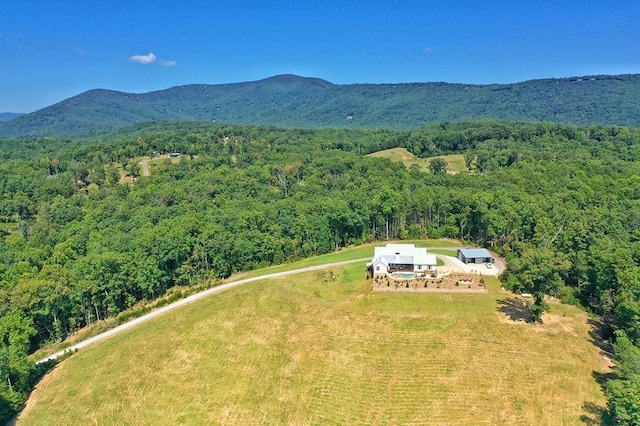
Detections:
[19, 264, 608, 425]
[368, 147, 467, 174]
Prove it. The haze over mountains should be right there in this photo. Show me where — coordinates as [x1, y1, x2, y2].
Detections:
[2, 73, 640, 138]
[0, 113, 23, 122]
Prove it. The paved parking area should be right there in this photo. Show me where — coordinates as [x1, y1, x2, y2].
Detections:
[436, 254, 503, 276]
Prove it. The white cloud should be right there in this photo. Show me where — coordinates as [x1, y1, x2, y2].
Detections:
[128, 52, 157, 64]
[74, 47, 86, 55]
[128, 52, 177, 66]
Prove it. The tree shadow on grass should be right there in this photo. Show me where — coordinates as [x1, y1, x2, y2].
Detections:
[586, 317, 614, 358]
[496, 297, 533, 323]
[580, 401, 614, 425]
[581, 319, 617, 425]
[592, 370, 616, 387]
[584, 353, 617, 425]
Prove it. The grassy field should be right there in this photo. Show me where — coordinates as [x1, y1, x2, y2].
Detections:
[19, 262, 609, 425]
[29, 240, 459, 362]
[367, 147, 468, 174]
[429, 248, 459, 257]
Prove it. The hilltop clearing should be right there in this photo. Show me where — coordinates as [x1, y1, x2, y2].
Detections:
[18, 265, 608, 425]
[367, 147, 467, 174]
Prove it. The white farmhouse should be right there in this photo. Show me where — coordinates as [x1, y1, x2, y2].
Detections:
[366, 243, 437, 277]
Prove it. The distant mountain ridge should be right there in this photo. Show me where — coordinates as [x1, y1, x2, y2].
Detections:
[0, 112, 24, 122]
[2, 73, 640, 138]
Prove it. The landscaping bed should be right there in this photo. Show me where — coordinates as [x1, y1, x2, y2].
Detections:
[373, 272, 487, 293]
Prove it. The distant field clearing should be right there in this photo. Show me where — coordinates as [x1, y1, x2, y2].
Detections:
[368, 147, 467, 174]
[18, 264, 608, 425]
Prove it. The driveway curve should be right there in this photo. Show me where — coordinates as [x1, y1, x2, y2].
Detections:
[37, 248, 505, 364]
[37, 258, 370, 364]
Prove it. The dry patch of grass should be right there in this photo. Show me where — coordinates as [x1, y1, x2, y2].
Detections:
[368, 147, 417, 162]
[18, 265, 608, 425]
[368, 147, 468, 174]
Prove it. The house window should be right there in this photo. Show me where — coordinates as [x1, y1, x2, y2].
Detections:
[376, 266, 380, 271]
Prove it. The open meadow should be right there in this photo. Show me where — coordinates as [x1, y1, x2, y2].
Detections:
[367, 147, 467, 174]
[18, 263, 609, 425]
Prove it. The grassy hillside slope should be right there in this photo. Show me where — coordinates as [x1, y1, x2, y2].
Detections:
[368, 147, 467, 173]
[19, 264, 608, 425]
[3, 73, 640, 138]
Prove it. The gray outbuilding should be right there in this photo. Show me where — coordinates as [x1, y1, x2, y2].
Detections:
[457, 248, 494, 264]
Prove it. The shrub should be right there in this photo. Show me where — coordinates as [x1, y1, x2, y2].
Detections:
[556, 284, 581, 306]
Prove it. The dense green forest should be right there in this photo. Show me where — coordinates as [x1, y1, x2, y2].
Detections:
[2, 120, 640, 423]
[3, 73, 640, 138]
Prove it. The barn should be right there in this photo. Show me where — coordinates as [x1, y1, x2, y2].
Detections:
[456, 248, 494, 264]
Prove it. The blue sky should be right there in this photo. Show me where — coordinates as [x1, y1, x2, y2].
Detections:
[2, 0, 639, 112]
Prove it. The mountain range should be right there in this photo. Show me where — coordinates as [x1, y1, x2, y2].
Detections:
[2, 73, 640, 138]
[0, 112, 23, 122]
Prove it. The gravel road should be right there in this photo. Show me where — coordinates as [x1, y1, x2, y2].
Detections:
[37, 248, 504, 365]
[37, 258, 370, 364]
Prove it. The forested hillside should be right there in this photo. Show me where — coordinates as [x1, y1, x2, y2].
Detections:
[2, 73, 640, 138]
[2, 121, 640, 423]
